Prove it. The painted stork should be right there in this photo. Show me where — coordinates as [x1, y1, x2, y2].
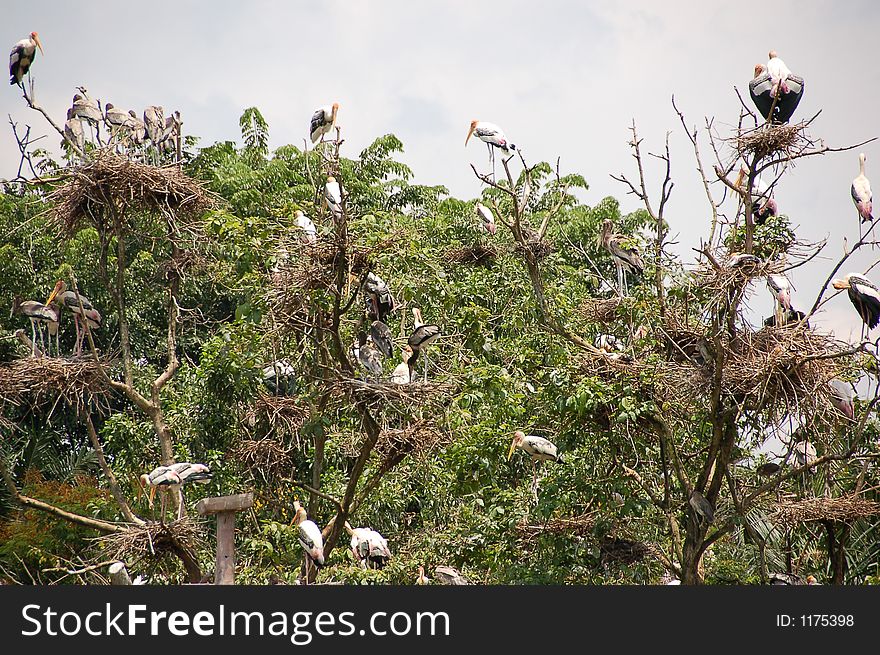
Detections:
[310, 102, 339, 144]
[434, 566, 469, 585]
[727, 252, 762, 272]
[347, 525, 391, 570]
[294, 210, 317, 245]
[594, 333, 624, 354]
[852, 153, 873, 238]
[127, 110, 146, 145]
[293, 501, 325, 583]
[46, 280, 102, 357]
[475, 203, 496, 235]
[263, 359, 296, 395]
[10, 296, 59, 357]
[763, 309, 808, 328]
[507, 430, 563, 495]
[63, 107, 85, 155]
[766, 273, 792, 325]
[749, 56, 804, 123]
[71, 91, 103, 143]
[828, 379, 855, 420]
[138, 465, 182, 517]
[790, 440, 818, 473]
[767, 50, 792, 97]
[356, 332, 384, 380]
[167, 462, 212, 519]
[832, 273, 880, 337]
[598, 219, 643, 295]
[143, 105, 165, 144]
[104, 103, 131, 142]
[416, 566, 430, 585]
[465, 120, 517, 178]
[390, 345, 414, 385]
[363, 272, 396, 322]
[407, 308, 440, 383]
[369, 320, 394, 358]
[325, 176, 343, 218]
[9, 32, 43, 86]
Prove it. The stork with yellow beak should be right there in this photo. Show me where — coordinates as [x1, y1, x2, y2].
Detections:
[832, 273, 880, 339]
[507, 430, 563, 496]
[310, 102, 340, 144]
[465, 120, 517, 179]
[9, 31, 43, 87]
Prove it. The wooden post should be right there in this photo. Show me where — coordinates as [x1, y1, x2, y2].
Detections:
[196, 492, 253, 586]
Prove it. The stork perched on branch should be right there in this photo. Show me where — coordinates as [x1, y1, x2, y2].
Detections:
[465, 120, 517, 179]
[47, 280, 102, 357]
[476, 203, 496, 235]
[294, 501, 324, 584]
[598, 219, 643, 295]
[310, 102, 339, 144]
[325, 176, 343, 218]
[852, 153, 874, 239]
[9, 32, 43, 87]
[507, 430, 563, 497]
[407, 308, 440, 383]
[832, 273, 880, 338]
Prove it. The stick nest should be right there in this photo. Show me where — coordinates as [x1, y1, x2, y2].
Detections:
[335, 377, 457, 411]
[229, 436, 297, 481]
[372, 420, 451, 465]
[94, 517, 206, 576]
[242, 395, 311, 449]
[771, 496, 880, 526]
[578, 297, 624, 324]
[0, 357, 114, 413]
[732, 121, 811, 161]
[47, 150, 218, 235]
[516, 511, 598, 541]
[446, 243, 498, 268]
[514, 237, 555, 261]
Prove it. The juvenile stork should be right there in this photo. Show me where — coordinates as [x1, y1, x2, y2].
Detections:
[63, 107, 85, 154]
[143, 105, 165, 145]
[598, 219, 643, 295]
[390, 346, 414, 385]
[9, 32, 43, 87]
[310, 102, 339, 144]
[407, 308, 440, 383]
[11, 296, 59, 357]
[294, 210, 317, 245]
[507, 430, 563, 496]
[356, 332, 383, 380]
[127, 110, 146, 145]
[465, 120, 517, 179]
[293, 501, 324, 584]
[852, 153, 874, 239]
[369, 320, 394, 358]
[71, 91, 103, 143]
[832, 273, 880, 338]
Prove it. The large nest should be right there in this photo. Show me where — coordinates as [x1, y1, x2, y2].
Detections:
[335, 377, 457, 412]
[229, 436, 296, 481]
[47, 150, 218, 235]
[693, 255, 788, 312]
[577, 296, 624, 324]
[446, 243, 498, 268]
[94, 517, 206, 578]
[732, 121, 811, 161]
[372, 420, 450, 466]
[243, 394, 311, 447]
[514, 237, 554, 262]
[0, 357, 114, 414]
[516, 511, 598, 542]
[771, 496, 880, 527]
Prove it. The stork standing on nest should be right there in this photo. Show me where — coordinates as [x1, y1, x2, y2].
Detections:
[832, 273, 880, 339]
[293, 501, 324, 584]
[294, 210, 317, 245]
[138, 465, 182, 519]
[11, 295, 59, 357]
[369, 320, 394, 358]
[47, 280, 102, 357]
[465, 120, 517, 180]
[71, 90, 103, 144]
[852, 153, 874, 240]
[390, 345, 414, 385]
[407, 308, 440, 383]
[63, 107, 85, 155]
[507, 430, 563, 497]
[9, 31, 43, 88]
[766, 273, 793, 326]
[363, 272, 396, 322]
[310, 102, 339, 144]
[598, 219, 643, 296]
[355, 332, 384, 380]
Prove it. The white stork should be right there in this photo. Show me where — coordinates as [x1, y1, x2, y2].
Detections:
[598, 219, 644, 295]
[832, 273, 880, 338]
[767, 50, 792, 97]
[294, 210, 317, 245]
[11, 296, 59, 357]
[828, 379, 855, 420]
[310, 102, 339, 144]
[852, 153, 874, 238]
[407, 308, 440, 383]
[293, 501, 325, 584]
[390, 346, 414, 385]
[46, 280, 102, 357]
[325, 176, 343, 218]
[9, 32, 43, 87]
[465, 120, 517, 178]
[475, 203, 496, 235]
[63, 107, 85, 155]
[507, 430, 563, 495]
[138, 465, 182, 517]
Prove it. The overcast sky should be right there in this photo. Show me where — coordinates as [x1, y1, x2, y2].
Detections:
[3, 0, 879, 340]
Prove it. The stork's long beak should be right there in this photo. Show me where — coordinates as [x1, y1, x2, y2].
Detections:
[507, 439, 517, 461]
[331, 103, 339, 128]
[148, 486, 156, 508]
[832, 279, 848, 290]
[33, 34, 44, 56]
[465, 124, 475, 147]
[45, 282, 60, 306]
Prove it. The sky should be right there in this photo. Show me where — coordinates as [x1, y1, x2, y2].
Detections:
[2, 0, 879, 341]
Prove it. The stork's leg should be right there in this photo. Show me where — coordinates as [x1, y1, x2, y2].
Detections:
[530, 460, 539, 502]
[177, 487, 185, 521]
[29, 319, 37, 357]
[73, 315, 82, 357]
[423, 350, 429, 384]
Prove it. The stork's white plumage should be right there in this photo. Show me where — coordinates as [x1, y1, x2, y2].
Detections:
[390, 346, 414, 385]
[852, 153, 874, 225]
[507, 430, 562, 464]
[46, 280, 102, 357]
[475, 203, 496, 235]
[407, 308, 440, 383]
[348, 526, 392, 569]
[294, 502, 324, 583]
[310, 102, 339, 143]
[11, 296, 59, 357]
[168, 462, 213, 484]
[791, 440, 818, 472]
[325, 176, 343, 218]
[766, 273, 792, 319]
[9, 32, 43, 86]
[767, 50, 792, 97]
[294, 210, 317, 244]
[138, 465, 182, 510]
[828, 379, 855, 420]
[832, 273, 880, 334]
[466, 120, 517, 178]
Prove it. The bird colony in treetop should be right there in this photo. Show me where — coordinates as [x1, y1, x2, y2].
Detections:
[3, 31, 880, 587]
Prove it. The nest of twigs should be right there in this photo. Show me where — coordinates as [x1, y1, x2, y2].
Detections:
[229, 436, 296, 481]
[47, 150, 217, 235]
[94, 517, 206, 575]
[336, 377, 456, 411]
[578, 297, 623, 324]
[446, 243, 498, 268]
[372, 420, 450, 466]
[599, 535, 651, 565]
[516, 511, 598, 541]
[771, 496, 880, 527]
[733, 121, 810, 161]
[243, 395, 311, 449]
[694, 255, 788, 312]
[0, 357, 114, 413]
[514, 238, 555, 261]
